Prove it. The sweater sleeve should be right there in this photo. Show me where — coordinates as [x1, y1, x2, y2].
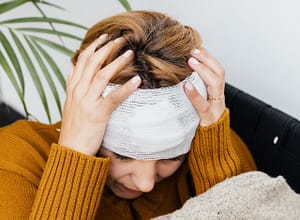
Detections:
[188, 108, 243, 195]
[0, 143, 110, 220]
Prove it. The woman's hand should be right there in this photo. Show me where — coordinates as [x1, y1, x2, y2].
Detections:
[184, 48, 226, 126]
[58, 35, 141, 156]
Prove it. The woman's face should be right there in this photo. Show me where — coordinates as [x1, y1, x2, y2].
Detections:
[98, 147, 186, 199]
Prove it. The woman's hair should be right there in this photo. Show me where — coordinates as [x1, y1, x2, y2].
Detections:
[71, 10, 202, 88]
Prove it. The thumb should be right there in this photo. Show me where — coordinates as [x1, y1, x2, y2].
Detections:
[184, 82, 215, 126]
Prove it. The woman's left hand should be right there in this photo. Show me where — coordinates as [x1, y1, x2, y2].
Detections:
[184, 48, 226, 126]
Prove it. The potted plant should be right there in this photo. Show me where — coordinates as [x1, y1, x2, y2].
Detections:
[0, 0, 131, 124]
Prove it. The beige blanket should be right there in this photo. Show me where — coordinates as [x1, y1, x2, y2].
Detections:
[154, 171, 300, 220]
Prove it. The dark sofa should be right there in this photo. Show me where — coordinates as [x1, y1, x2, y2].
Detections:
[225, 83, 300, 193]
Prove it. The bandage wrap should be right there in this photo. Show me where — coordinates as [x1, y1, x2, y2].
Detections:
[102, 72, 207, 160]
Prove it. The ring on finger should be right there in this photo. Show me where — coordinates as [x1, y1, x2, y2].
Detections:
[208, 94, 225, 101]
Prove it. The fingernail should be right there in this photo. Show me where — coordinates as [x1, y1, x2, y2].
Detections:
[99, 34, 108, 39]
[123, 50, 133, 58]
[114, 37, 123, 43]
[185, 82, 194, 91]
[131, 75, 141, 84]
[190, 57, 199, 65]
[192, 49, 201, 54]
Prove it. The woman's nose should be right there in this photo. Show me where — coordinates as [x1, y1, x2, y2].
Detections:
[132, 161, 156, 192]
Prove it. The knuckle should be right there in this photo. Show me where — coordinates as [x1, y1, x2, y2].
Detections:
[110, 95, 120, 107]
[101, 41, 114, 52]
[66, 76, 72, 85]
[78, 51, 89, 61]
[88, 53, 101, 66]
[218, 67, 225, 77]
[66, 85, 74, 96]
[78, 52, 87, 61]
[66, 81, 76, 95]
[107, 93, 121, 107]
[95, 72, 108, 82]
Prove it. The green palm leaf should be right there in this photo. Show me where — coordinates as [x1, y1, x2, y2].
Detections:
[16, 27, 82, 41]
[29, 35, 73, 56]
[25, 36, 62, 116]
[0, 30, 25, 93]
[32, 39, 66, 91]
[0, 0, 129, 123]
[0, 0, 28, 14]
[0, 48, 28, 117]
[32, 1, 65, 45]
[118, 0, 132, 11]
[10, 29, 52, 122]
[0, 17, 88, 30]
[38, 1, 65, 10]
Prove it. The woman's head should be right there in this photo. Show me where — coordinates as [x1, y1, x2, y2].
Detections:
[72, 10, 203, 199]
[72, 10, 202, 88]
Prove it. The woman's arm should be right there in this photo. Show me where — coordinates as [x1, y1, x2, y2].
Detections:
[184, 48, 256, 194]
[0, 35, 140, 219]
[188, 109, 242, 195]
[0, 142, 110, 219]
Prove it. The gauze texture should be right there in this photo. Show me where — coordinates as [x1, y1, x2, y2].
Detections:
[101, 72, 207, 160]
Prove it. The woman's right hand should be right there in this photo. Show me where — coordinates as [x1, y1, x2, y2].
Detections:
[58, 35, 141, 156]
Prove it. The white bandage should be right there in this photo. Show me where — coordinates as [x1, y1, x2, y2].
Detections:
[101, 72, 207, 160]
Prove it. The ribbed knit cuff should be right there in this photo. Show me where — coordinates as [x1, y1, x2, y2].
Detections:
[188, 109, 241, 194]
[30, 144, 111, 220]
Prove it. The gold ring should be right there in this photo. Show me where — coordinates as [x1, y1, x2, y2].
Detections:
[208, 94, 225, 101]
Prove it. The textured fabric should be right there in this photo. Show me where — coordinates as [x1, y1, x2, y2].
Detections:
[102, 72, 207, 160]
[153, 171, 300, 220]
[0, 109, 256, 219]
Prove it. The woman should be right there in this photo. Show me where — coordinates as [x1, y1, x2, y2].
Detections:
[0, 10, 256, 219]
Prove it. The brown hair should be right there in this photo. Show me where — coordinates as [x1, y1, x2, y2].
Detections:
[71, 10, 202, 88]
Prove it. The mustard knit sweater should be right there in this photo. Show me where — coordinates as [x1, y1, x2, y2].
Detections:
[0, 109, 256, 219]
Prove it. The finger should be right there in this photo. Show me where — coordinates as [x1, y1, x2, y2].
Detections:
[188, 57, 221, 89]
[88, 49, 134, 100]
[98, 49, 133, 81]
[69, 34, 108, 87]
[191, 48, 225, 78]
[103, 75, 141, 113]
[184, 82, 215, 126]
[65, 65, 75, 104]
[80, 37, 125, 85]
[66, 65, 75, 83]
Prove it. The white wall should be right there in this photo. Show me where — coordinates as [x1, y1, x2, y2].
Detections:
[1, 0, 300, 123]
